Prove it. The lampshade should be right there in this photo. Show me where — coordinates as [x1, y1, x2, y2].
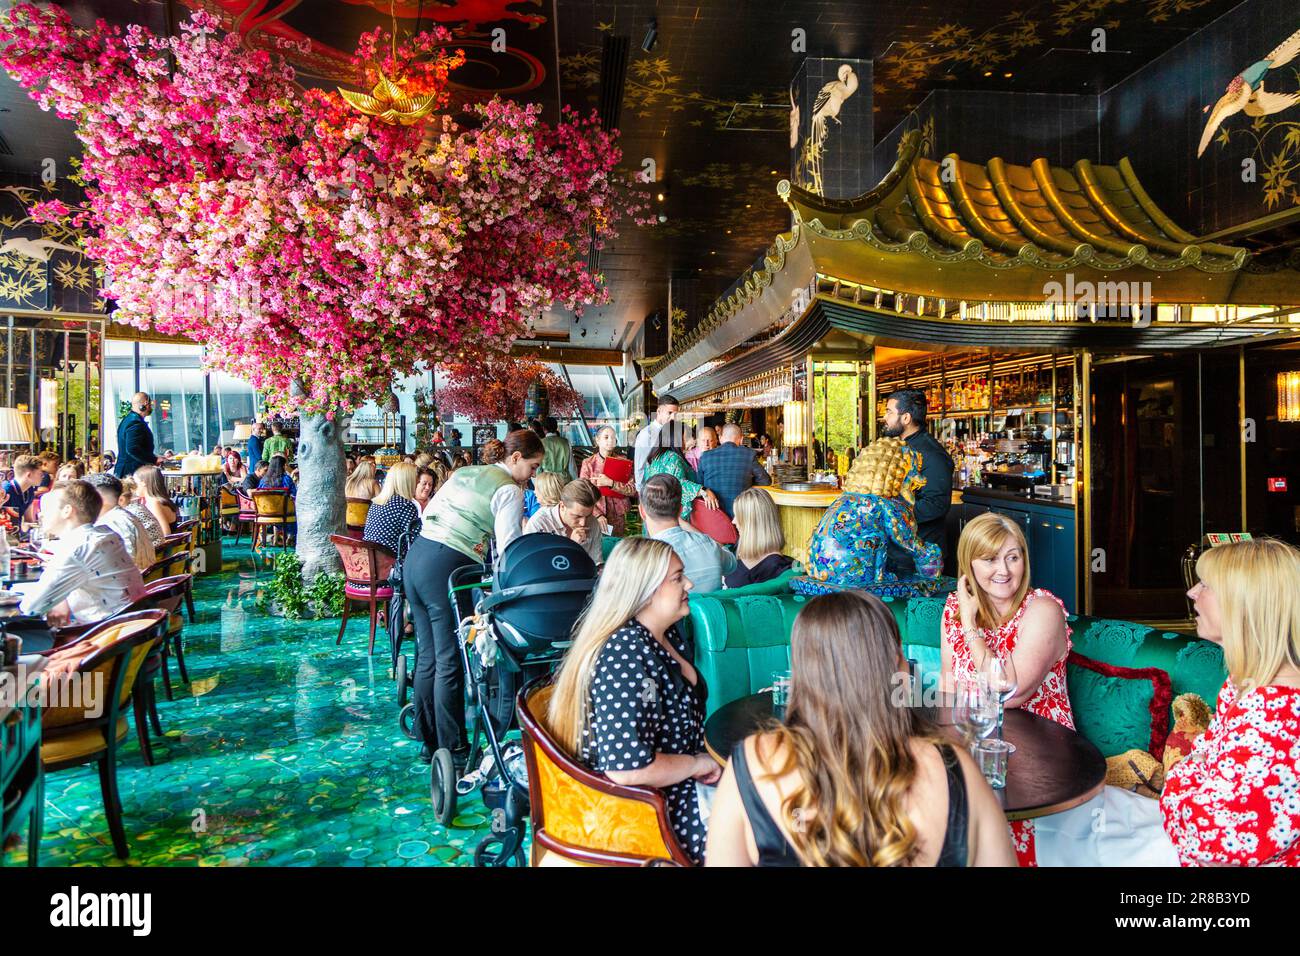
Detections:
[783, 400, 808, 447]
[1278, 372, 1300, 423]
[0, 407, 34, 445]
[232, 422, 254, 441]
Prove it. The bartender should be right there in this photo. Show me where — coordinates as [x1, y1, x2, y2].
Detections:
[882, 389, 953, 573]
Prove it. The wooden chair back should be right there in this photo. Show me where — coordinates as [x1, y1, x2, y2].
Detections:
[516, 678, 691, 867]
[41, 610, 168, 736]
[329, 534, 396, 586]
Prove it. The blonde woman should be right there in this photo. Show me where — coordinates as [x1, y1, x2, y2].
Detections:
[707, 590, 1016, 867]
[363, 461, 420, 557]
[345, 460, 381, 500]
[726, 487, 793, 588]
[548, 537, 719, 864]
[940, 511, 1071, 867]
[130, 464, 177, 542]
[413, 452, 433, 471]
[1161, 538, 1300, 866]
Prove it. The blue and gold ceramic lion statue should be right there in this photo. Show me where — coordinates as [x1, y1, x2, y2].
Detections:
[800, 436, 943, 595]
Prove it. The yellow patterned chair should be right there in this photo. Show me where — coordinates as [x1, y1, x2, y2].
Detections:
[345, 497, 372, 539]
[40, 610, 169, 859]
[517, 680, 691, 867]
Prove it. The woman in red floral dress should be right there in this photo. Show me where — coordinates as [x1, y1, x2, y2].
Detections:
[1161, 538, 1300, 866]
[941, 512, 1073, 867]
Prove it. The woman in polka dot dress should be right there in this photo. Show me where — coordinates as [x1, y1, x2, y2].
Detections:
[548, 537, 721, 863]
[941, 512, 1073, 867]
[1161, 538, 1300, 866]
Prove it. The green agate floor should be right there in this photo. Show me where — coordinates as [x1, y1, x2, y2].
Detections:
[11, 541, 502, 867]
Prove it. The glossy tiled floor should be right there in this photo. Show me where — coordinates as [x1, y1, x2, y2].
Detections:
[11, 541, 502, 867]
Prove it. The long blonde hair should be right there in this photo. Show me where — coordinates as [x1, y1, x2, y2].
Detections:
[734, 486, 785, 565]
[1196, 538, 1300, 690]
[765, 590, 941, 867]
[957, 512, 1032, 630]
[373, 461, 417, 506]
[345, 460, 378, 498]
[548, 538, 676, 753]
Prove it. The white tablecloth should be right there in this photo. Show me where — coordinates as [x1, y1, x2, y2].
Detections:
[1033, 786, 1180, 867]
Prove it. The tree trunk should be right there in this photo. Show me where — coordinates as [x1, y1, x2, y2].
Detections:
[295, 406, 349, 582]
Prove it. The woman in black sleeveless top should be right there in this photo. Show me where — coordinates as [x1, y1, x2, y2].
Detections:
[705, 590, 1016, 867]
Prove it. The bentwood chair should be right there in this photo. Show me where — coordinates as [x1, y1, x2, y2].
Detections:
[157, 531, 197, 621]
[127, 573, 192, 710]
[329, 534, 396, 655]
[219, 486, 239, 527]
[40, 610, 168, 859]
[233, 488, 257, 544]
[345, 497, 372, 539]
[690, 499, 739, 546]
[517, 678, 692, 867]
[251, 489, 294, 551]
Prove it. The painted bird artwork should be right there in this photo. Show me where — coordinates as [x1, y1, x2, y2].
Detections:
[1198, 26, 1300, 157]
[811, 64, 859, 142]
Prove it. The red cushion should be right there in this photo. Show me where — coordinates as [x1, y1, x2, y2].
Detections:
[345, 581, 393, 600]
[690, 499, 738, 545]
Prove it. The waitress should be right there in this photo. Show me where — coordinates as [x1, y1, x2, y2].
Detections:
[405, 429, 544, 766]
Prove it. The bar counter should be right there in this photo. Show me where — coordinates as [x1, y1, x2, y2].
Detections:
[757, 485, 839, 567]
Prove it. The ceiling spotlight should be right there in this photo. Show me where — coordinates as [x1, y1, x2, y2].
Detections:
[1003, 72, 1013, 78]
[983, 71, 993, 77]
[642, 17, 658, 53]
[657, 191, 666, 202]
[657, 213, 667, 223]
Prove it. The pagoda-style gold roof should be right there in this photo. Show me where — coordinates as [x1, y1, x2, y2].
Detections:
[645, 131, 1300, 393]
[776, 130, 1300, 305]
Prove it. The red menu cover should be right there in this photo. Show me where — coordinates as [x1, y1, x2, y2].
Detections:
[599, 456, 633, 497]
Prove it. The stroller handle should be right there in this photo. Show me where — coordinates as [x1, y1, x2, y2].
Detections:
[479, 578, 599, 613]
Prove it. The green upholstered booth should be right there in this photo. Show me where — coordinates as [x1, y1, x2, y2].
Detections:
[688, 583, 1228, 758]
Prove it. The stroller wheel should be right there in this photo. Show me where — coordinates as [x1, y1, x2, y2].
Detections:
[430, 748, 458, 825]
[473, 836, 526, 868]
[398, 703, 418, 740]
[396, 655, 409, 706]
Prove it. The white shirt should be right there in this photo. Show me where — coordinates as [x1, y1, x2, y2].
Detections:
[524, 505, 603, 565]
[96, 505, 157, 571]
[633, 420, 663, 491]
[20, 523, 147, 624]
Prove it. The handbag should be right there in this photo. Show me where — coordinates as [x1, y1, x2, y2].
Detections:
[597, 456, 633, 499]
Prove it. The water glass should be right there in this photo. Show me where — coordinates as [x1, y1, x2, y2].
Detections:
[974, 738, 1013, 789]
[771, 670, 792, 721]
[953, 677, 997, 746]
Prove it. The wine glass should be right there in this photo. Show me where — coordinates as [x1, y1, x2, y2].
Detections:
[978, 648, 1019, 753]
[953, 677, 997, 750]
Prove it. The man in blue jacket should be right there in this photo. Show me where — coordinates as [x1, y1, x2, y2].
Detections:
[697, 423, 771, 518]
[113, 392, 158, 478]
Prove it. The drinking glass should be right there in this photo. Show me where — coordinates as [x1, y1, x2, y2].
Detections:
[953, 677, 997, 749]
[771, 670, 792, 721]
[974, 739, 1013, 789]
[28, 524, 43, 553]
[977, 648, 1019, 753]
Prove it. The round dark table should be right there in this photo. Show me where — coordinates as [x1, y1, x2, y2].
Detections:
[704, 692, 1106, 821]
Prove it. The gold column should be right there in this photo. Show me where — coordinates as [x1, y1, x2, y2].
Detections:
[1080, 349, 1092, 616]
[1239, 347, 1247, 530]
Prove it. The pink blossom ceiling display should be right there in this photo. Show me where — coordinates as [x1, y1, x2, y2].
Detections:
[0, 2, 647, 418]
[178, 0, 548, 103]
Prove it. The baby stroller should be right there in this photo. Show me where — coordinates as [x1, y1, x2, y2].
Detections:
[430, 533, 597, 866]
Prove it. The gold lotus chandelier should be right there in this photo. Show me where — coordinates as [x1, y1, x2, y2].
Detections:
[337, 1, 438, 125]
